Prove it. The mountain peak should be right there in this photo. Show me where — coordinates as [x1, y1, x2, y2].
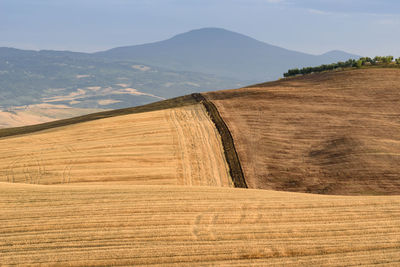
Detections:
[321, 50, 360, 60]
[96, 28, 360, 81]
[168, 27, 257, 44]
[174, 27, 243, 36]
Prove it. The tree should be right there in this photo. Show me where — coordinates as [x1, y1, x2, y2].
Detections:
[374, 56, 393, 64]
[282, 56, 397, 78]
[359, 57, 373, 65]
[383, 56, 394, 63]
[373, 56, 383, 64]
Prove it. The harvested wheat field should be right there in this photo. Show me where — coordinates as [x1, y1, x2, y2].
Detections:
[0, 103, 232, 187]
[206, 68, 400, 195]
[1, 182, 400, 266]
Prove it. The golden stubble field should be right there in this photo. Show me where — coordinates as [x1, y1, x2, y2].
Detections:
[0, 104, 232, 187]
[1, 182, 399, 266]
[206, 68, 400, 195]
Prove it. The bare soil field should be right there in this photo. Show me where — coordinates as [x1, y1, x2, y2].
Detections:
[0, 104, 232, 187]
[205, 69, 400, 195]
[1, 182, 399, 266]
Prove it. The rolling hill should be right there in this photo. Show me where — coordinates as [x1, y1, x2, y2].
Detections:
[2, 68, 400, 194]
[1, 68, 400, 265]
[206, 68, 400, 195]
[0, 96, 232, 187]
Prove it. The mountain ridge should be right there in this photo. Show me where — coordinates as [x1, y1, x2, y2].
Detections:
[95, 27, 361, 81]
[0, 28, 361, 83]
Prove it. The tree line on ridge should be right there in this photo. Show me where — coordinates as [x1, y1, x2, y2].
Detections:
[284, 56, 400, 77]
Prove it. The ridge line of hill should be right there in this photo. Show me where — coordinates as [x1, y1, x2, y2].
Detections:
[193, 93, 247, 188]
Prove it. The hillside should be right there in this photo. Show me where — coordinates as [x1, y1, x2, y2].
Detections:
[1, 182, 399, 265]
[97, 28, 360, 82]
[0, 96, 232, 187]
[205, 68, 400, 195]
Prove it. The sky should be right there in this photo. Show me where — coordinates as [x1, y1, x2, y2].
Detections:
[1, 0, 400, 57]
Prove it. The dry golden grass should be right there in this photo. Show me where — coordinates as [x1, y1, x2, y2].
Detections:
[1, 182, 399, 266]
[206, 68, 400, 195]
[0, 104, 232, 187]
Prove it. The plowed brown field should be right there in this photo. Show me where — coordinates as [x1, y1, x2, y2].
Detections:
[1, 182, 399, 266]
[0, 104, 232, 187]
[206, 69, 400, 195]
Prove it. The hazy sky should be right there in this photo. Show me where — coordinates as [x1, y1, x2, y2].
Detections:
[1, 0, 399, 57]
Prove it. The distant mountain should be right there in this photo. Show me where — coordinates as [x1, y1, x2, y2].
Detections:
[96, 28, 360, 81]
[0, 28, 361, 127]
[319, 50, 361, 62]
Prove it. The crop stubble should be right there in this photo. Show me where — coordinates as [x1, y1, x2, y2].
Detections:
[0, 104, 232, 187]
[1, 182, 399, 266]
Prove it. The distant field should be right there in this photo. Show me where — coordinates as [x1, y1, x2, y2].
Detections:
[0, 103, 232, 187]
[1, 182, 399, 266]
[0, 105, 103, 128]
[206, 69, 400, 195]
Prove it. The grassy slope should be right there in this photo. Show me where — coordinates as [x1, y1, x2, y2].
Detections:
[0, 103, 232, 187]
[1, 182, 399, 266]
[206, 68, 400, 195]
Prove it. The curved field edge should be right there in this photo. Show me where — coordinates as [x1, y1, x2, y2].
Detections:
[1, 182, 399, 266]
[193, 93, 247, 188]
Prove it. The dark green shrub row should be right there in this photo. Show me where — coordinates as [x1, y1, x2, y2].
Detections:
[192, 93, 248, 188]
[284, 56, 400, 77]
